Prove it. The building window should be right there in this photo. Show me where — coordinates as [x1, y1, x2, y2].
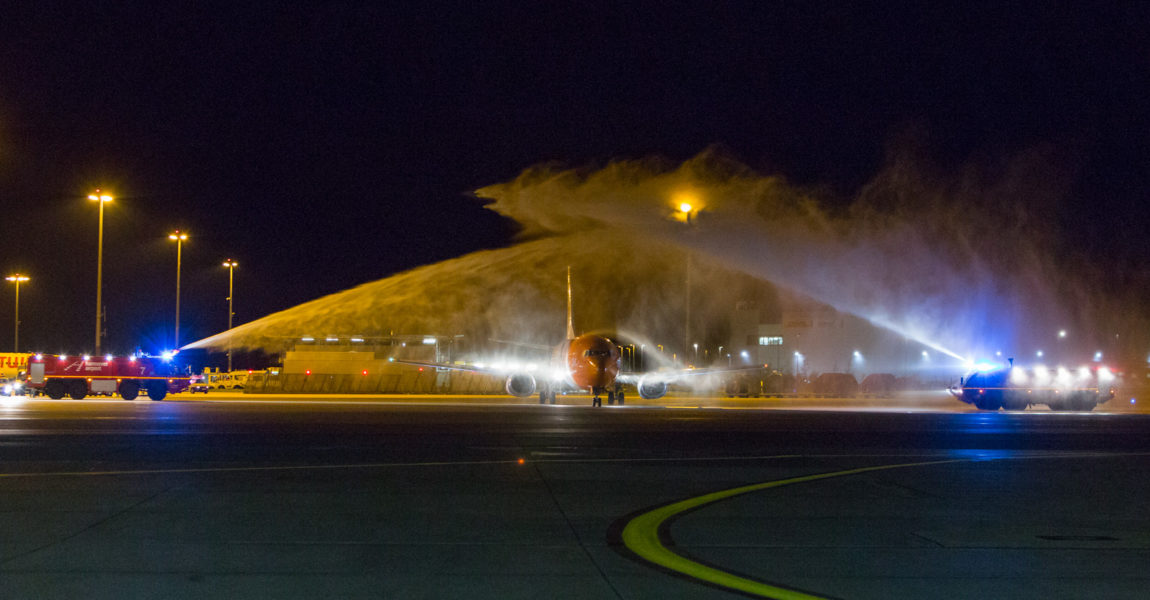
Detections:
[759, 336, 783, 346]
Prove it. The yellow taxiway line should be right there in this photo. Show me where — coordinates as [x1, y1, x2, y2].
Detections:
[619, 458, 966, 599]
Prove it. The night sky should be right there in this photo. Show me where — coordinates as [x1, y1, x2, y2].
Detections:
[1, 2, 1147, 357]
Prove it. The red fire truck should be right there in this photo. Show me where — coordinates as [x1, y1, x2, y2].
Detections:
[26, 354, 194, 400]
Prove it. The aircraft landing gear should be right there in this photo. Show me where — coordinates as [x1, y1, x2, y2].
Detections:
[602, 385, 624, 406]
[539, 385, 557, 405]
[592, 387, 603, 407]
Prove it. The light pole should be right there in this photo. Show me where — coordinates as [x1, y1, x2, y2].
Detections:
[222, 259, 238, 372]
[88, 190, 113, 353]
[676, 199, 698, 366]
[5, 274, 29, 352]
[168, 230, 188, 348]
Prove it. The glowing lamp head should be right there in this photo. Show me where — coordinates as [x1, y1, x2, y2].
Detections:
[1010, 367, 1028, 385]
[168, 230, 188, 241]
[222, 259, 238, 268]
[88, 190, 113, 203]
[678, 202, 693, 213]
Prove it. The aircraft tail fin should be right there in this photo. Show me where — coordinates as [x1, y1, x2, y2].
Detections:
[566, 266, 575, 340]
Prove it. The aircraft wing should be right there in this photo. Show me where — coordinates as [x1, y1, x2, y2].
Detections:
[489, 339, 553, 352]
[391, 358, 497, 374]
[391, 358, 555, 380]
[616, 365, 760, 385]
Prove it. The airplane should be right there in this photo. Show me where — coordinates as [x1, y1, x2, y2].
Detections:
[396, 268, 737, 407]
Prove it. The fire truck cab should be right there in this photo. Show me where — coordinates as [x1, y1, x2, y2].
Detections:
[26, 354, 192, 401]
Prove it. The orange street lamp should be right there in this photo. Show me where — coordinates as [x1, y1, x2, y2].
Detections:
[88, 190, 113, 353]
[168, 230, 188, 348]
[5, 274, 29, 352]
[222, 259, 238, 371]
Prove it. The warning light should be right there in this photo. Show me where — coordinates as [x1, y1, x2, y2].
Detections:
[418, 367, 424, 372]
[305, 370, 311, 376]
[362, 370, 368, 376]
[517, 458, 525, 465]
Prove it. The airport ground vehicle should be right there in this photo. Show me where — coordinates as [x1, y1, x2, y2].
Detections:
[0, 377, 23, 396]
[859, 373, 897, 397]
[813, 372, 859, 397]
[724, 369, 793, 397]
[25, 354, 193, 400]
[194, 367, 251, 391]
[951, 365, 1116, 411]
[0, 352, 29, 380]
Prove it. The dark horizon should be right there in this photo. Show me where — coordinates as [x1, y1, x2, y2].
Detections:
[1, 3, 1147, 360]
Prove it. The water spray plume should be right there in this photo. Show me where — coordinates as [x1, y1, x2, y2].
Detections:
[188, 149, 1147, 367]
[185, 232, 751, 354]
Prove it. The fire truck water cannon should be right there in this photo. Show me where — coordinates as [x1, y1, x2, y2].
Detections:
[25, 353, 194, 401]
[950, 360, 1117, 411]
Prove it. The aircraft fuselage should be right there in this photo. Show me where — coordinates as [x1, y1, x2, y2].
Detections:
[555, 334, 621, 392]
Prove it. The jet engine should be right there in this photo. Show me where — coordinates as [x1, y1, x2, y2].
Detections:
[637, 375, 668, 400]
[505, 374, 537, 397]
